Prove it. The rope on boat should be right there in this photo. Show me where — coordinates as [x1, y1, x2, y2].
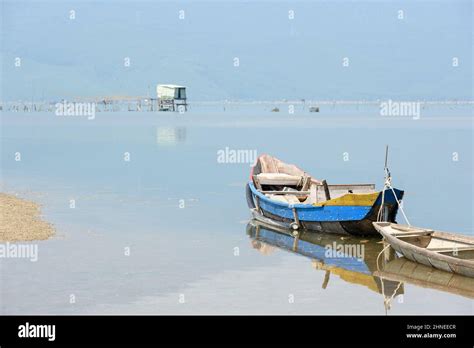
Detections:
[376, 152, 411, 226]
[375, 146, 409, 312]
[390, 185, 410, 226]
[377, 177, 411, 226]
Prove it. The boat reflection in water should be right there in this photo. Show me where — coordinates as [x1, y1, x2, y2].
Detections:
[374, 257, 474, 300]
[246, 220, 474, 312]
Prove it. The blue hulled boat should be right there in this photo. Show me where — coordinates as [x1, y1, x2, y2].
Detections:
[246, 154, 404, 236]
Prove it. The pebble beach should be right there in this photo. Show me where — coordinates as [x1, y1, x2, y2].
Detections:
[0, 193, 54, 242]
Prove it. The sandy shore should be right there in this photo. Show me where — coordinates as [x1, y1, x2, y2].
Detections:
[0, 193, 54, 242]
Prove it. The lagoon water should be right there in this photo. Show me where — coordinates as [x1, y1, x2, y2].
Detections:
[0, 105, 473, 314]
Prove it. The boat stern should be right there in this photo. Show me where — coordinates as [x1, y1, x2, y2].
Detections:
[374, 188, 405, 222]
[338, 188, 404, 236]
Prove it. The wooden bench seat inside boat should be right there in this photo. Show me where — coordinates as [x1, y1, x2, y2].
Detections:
[255, 173, 309, 186]
[392, 230, 434, 237]
[391, 224, 430, 232]
[260, 190, 310, 195]
[391, 224, 434, 237]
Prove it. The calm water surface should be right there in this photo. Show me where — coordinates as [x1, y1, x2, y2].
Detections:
[0, 106, 472, 314]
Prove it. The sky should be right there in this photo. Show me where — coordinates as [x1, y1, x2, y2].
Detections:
[1, 0, 472, 101]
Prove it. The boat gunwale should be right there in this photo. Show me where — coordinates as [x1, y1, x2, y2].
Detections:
[248, 181, 401, 210]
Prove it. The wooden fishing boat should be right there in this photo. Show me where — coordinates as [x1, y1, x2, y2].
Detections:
[373, 222, 474, 278]
[246, 154, 404, 236]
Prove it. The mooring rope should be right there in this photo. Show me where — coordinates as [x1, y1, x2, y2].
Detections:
[376, 174, 411, 226]
[390, 185, 410, 226]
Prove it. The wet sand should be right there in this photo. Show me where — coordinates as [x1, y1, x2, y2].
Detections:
[0, 193, 54, 241]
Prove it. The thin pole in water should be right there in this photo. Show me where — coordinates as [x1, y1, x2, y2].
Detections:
[383, 145, 391, 182]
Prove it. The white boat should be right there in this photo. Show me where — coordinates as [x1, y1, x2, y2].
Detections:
[373, 222, 474, 278]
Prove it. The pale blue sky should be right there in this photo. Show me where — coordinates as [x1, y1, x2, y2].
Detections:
[1, 0, 472, 101]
